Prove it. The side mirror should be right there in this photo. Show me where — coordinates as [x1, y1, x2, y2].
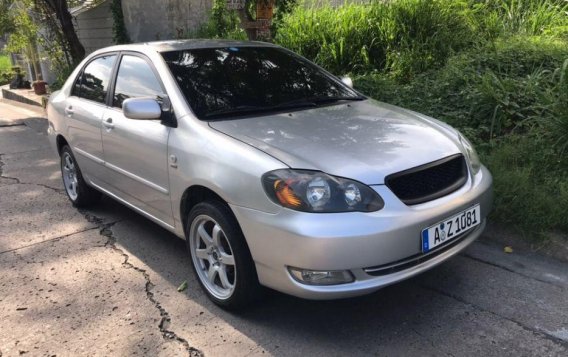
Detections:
[123, 98, 162, 120]
[340, 76, 353, 89]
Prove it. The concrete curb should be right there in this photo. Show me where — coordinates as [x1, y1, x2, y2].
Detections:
[1, 88, 43, 107]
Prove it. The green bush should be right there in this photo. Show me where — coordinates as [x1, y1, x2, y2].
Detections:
[187, 0, 247, 40]
[0, 54, 10, 71]
[0, 54, 11, 85]
[355, 36, 568, 140]
[482, 133, 568, 235]
[469, 0, 568, 38]
[48, 65, 74, 91]
[274, 0, 476, 79]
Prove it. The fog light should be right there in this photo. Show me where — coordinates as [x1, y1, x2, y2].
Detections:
[288, 267, 354, 285]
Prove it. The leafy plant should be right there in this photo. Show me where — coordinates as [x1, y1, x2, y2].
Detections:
[111, 0, 130, 44]
[274, 0, 477, 78]
[187, 0, 247, 39]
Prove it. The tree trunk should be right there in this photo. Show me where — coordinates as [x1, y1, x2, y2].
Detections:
[41, 0, 85, 64]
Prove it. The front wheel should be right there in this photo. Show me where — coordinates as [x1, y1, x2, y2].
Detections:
[186, 201, 262, 309]
[60, 145, 101, 207]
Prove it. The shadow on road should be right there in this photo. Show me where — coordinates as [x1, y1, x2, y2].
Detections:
[94, 196, 541, 356]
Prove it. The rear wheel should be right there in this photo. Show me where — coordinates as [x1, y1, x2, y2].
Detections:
[187, 201, 262, 309]
[60, 145, 101, 207]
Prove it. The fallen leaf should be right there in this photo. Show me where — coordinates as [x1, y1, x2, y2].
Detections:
[504, 246, 513, 254]
[177, 281, 188, 292]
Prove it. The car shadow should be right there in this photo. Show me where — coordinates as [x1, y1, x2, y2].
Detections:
[92, 196, 487, 355]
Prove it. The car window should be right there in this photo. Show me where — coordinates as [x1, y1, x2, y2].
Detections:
[113, 55, 164, 109]
[161, 47, 360, 120]
[74, 55, 116, 104]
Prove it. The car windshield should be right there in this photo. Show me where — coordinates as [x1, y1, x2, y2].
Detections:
[161, 46, 363, 120]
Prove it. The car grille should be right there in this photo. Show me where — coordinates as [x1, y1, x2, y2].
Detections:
[385, 154, 468, 205]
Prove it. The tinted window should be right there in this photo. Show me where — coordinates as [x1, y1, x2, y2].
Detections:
[75, 55, 116, 103]
[162, 47, 360, 119]
[113, 55, 164, 108]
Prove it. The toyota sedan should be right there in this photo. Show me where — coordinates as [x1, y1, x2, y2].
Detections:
[47, 40, 493, 309]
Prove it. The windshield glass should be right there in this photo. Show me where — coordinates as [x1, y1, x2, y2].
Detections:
[161, 46, 362, 119]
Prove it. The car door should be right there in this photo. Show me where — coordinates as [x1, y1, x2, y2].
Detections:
[101, 53, 174, 226]
[65, 54, 116, 180]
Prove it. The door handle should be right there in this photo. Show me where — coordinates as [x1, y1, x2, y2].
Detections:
[64, 106, 74, 116]
[102, 118, 114, 130]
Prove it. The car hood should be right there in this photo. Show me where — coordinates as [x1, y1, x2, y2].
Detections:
[209, 99, 463, 184]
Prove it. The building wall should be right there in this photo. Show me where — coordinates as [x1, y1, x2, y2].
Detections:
[122, 0, 212, 42]
[75, 0, 114, 54]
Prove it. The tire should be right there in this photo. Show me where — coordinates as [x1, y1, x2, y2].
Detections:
[60, 145, 101, 207]
[186, 200, 263, 309]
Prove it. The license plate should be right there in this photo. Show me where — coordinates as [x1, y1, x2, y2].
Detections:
[421, 204, 481, 253]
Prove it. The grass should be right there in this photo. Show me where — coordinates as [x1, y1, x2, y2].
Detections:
[274, 0, 476, 79]
[0, 53, 14, 85]
[0, 53, 10, 71]
[482, 134, 568, 235]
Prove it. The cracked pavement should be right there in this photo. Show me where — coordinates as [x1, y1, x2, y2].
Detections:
[1, 99, 567, 356]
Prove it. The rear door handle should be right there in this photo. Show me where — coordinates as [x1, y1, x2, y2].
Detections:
[64, 106, 74, 116]
[102, 118, 114, 130]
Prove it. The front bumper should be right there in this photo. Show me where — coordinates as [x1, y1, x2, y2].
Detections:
[231, 165, 493, 300]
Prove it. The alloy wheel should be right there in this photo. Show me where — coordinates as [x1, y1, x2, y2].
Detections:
[189, 215, 237, 300]
[62, 152, 79, 201]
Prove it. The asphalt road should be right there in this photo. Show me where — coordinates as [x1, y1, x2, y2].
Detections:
[1, 99, 567, 356]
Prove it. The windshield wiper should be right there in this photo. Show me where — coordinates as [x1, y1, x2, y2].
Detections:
[204, 101, 317, 119]
[204, 105, 268, 119]
[310, 95, 366, 104]
[204, 96, 365, 119]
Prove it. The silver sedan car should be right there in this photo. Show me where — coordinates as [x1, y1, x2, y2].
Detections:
[47, 40, 493, 309]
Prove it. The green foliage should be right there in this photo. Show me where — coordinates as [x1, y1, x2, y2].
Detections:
[2, 1, 44, 80]
[482, 134, 568, 235]
[48, 64, 74, 91]
[470, 0, 568, 38]
[0, 56, 23, 85]
[545, 58, 568, 155]
[187, 0, 298, 40]
[0, 54, 10, 72]
[275, 0, 568, 79]
[111, 0, 130, 44]
[272, 0, 298, 36]
[187, 0, 247, 40]
[4, 2, 40, 55]
[0, 69, 14, 85]
[274, 0, 477, 79]
[0, 0, 15, 35]
[356, 36, 568, 141]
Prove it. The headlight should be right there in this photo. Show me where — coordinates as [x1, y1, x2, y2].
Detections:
[458, 133, 481, 175]
[262, 169, 384, 213]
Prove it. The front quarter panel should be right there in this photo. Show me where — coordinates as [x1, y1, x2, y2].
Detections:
[46, 90, 68, 155]
[168, 115, 287, 236]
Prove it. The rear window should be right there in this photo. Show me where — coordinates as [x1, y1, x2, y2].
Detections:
[161, 47, 359, 119]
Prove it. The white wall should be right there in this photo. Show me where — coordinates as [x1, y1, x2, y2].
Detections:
[75, 0, 114, 54]
[122, 0, 213, 42]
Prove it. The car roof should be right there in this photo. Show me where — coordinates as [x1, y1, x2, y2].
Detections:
[91, 39, 279, 55]
[146, 39, 279, 52]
